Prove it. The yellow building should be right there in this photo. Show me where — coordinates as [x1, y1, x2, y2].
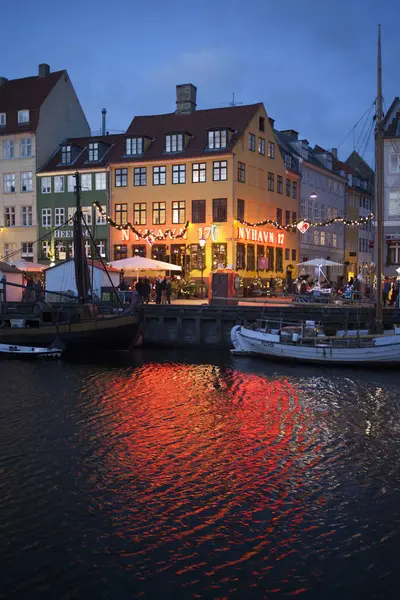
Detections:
[108, 85, 300, 288]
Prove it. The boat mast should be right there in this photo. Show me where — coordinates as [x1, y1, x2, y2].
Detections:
[375, 24, 384, 332]
[73, 171, 90, 304]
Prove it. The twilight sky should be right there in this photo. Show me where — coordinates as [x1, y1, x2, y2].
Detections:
[1, 0, 399, 167]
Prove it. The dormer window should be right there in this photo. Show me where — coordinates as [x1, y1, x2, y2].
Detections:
[126, 137, 143, 155]
[88, 142, 99, 162]
[18, 110, 29, 124]
[61, 145, 72, 164]
[165, 133, 183, 153]
[208, 129, 227, 150]
[0, 113, 5, 127]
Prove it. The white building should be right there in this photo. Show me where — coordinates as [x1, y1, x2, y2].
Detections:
[383, 97, 400, 276]
[0, 64, 90, 262]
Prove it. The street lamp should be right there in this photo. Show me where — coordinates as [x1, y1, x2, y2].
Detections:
[199, 236, 206, 298]
[310, 191, 318, 199]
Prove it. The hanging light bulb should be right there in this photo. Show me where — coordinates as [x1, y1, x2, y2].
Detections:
[310, 191, 318, 199]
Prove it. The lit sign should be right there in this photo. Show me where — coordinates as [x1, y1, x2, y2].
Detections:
[54, 229, 89, 238]
[237, 227, 284, 245]
[197, 225, 220, 243]
[121, 228, 187, 241]
[297, 220, 310, 234]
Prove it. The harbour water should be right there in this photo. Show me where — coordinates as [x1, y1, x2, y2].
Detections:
[0, 350, 399, 599]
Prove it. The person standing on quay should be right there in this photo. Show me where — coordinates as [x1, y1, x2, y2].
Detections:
[155, 276, 162, 304]
[383, 277, 391, 307]
[161, 276, 168, 304]
[142, 278, 151, 304]
[166, 277, 172, 304]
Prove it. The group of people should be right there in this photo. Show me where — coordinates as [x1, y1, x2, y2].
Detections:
[118, 275, 173, 305]
[383, 277, 399, 307]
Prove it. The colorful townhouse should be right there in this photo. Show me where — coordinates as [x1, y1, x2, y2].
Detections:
[106, 84, 299, 285]
[37, 135, 121, 263]
[0, 64, 90, 262]
[382, 97, 400, 276]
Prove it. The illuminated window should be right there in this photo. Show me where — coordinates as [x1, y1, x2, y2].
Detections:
[258, 137, 265, 155]
[153, 166, 166, 185]
[115, 203, 127, 225]
[114, 245, 127, 260]
[268, 141, 275, 159]
[172, 201, 186, 224]
[247, 244, 255, 270]
[249, 133, 256, 151]
[133, 203, 146, 225]
[153, 202, 166, 225]
[236, 243, 246, 270]
[212, 243, 227, 269]
[192, 163, 206, 183]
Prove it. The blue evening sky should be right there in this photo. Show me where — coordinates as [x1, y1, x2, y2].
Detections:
[1, 0, 399, 167]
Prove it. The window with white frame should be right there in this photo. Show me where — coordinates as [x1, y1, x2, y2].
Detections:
[153, 166, 166, 185]
[126, 137, 143, 155]
[55, 208, 65, 227]
[88, 142, 99, 162]
[0, 113, 6, 127]
[41, 240, 51, 259]
[21, 242, 34, 258]
[81, 173, 92, 191]
[133, 203, 147, 225]
[320, 204, 325, 219]
[134, 167, 147, 186]
[96, 205, 107, 225]
[68, 207, 77, 221]
[3, 140, 14, 159]
[21, 206, 33, 226]
[332, 233, 337, 247]
[54, 175, 64, 193]
[41, 177, 51, 194]
[4, 173, 16, 193]
[208, 130, 227, 150]
[20, 171, 33, 192]
[95, 172, 106, 190]
[192, 162, 206, 183]
[165, 134, 183, 153]
[42, 208, 52, 227]
[4, 206, 16, 226]
[172, 164, 186, 184]
[82, 207, 92, 225]
[389, 154, 400, 173]
[67, 175, 76, 192]
[20, 137, 32, 157]
[172, 201, 186, 224]
[388, 189, 400, 218]
[389, 242, 400, 264]
[213, 160, 227, 181]
[61, 145, 72, 164]
[3, 243, 16, 258]
[300, 198, 306, 216]
[18, 110, 29, 123]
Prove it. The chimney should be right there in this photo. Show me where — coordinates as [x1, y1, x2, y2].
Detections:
[176, 84, 197, 114]
[280, 129, 298, 141]
[0, 77, 8, 87]
[331, 147, 338, 159]
[38, 63, 50, 77]
[101, 108, 107, 136]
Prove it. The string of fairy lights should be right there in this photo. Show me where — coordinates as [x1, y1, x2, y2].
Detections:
[235, 212, 375, 231]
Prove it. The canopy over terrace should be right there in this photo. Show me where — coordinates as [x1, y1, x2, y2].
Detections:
[108, 256, 182, 274]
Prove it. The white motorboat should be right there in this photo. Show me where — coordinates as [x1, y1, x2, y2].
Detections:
[0, 343, 63, 359]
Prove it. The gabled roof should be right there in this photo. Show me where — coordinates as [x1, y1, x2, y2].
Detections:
[107, 103, 262, 163]
[38, 134, 123, 173]
[0, 71, 65, 135]
[274, 129, 300, 174]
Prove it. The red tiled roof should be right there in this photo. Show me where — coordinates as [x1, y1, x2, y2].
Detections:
[0, 71, 65, 135]
[107, 103, 262, 163]
[38, 134, 123, 173]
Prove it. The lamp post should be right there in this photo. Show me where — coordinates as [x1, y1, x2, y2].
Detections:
[199, 236, 206, 298]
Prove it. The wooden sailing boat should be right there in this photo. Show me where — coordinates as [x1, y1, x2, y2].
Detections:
[231, 26, 400, 366]
[0, 172, 141, 352]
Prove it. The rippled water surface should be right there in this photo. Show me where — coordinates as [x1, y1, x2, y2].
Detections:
[1, 350, 400, 599]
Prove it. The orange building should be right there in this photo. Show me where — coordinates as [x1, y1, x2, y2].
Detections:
[107, 85, 300, 286]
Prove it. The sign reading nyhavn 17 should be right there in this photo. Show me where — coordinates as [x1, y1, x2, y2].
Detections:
[120, 228, 187, 241]
[237, 227, 284, 245]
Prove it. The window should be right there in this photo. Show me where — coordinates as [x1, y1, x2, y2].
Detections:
[190, 244, 205, 270]
[114, 245, 127, 261]
[208, 129, 227, 149]
[96, 205, 107, 225]
[320, 231, 325, 246]
[21, 206, 33, 226]
[236, 243, 246, 270]
[54, 175, 64, 193]
[152, 245, 167, 262]
[277, 176, 283, 194]
[285, 154, 292, 169]
[41, 177, 51, 194]
[41, 241, 51, 259]
[268, 172, 274, 191]
[96, 239, 107, 259]
[285, 248, 290, 260]
[4, 173, 16, 193]
[41, 208, 52, 227]
[126, 137, 143, 155]
[165, 133, 183, 153]
[247, 245, 255, 270]
[388, 190, 400, 218]
[291, 249, 297, 261]
[286, 179, 291, 197]
[115, 203, 127, 225]
[212, 243, 227, 269]
[20, 137, 32, 157]
[134, 203, 146, 225]
[172, 164, 186, 184]
[95, 172, 106, 190]
[61, 145, 71, 164]
[132, 245, 146, 258]
[88, 143, 99, 162]
[153, 166, 166, 185]
[249, 133, 256, 151]
[4, 206, 15, 226]
[292, 181, 297, 199]
[172, 201, 186, 224]
[81, 173, 92, 191]
[258, 138, 265, 155]
[213, 160, 227, 181]
[292, 211, 297, 223]
[192, 163, 206, 183]
[3, 140, 14, 159]
[213, 198, 227, 222]
[259, 117, 265, 132]
[55, 207, 65, 226]
[153, 202, 166, 225]
[389, 154, 400, 173]
[276, 247, 283, 272]
[332, 233, 337, 247]
[18, 110, 29, 123]
[66, 175, 75, 192]
[0, 113, 6, 127]
[192, 199, 206, 223]
[115, 168, 128, 187]
[268, 141, 275, 159]
[20, 171, 33, 192]
[237, 162, 245, 183]
[82, 207, 92, 226]
[237, 199, 245, 221]
[134, 167, 147, 186]
[285, 210, 290, 226]
[276, 208, 282, 225]
[267, 246, 274, 271]
[21, 242, 34, 258]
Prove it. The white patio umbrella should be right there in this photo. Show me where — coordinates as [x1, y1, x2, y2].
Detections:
[108, 256, 182, 272]
[9, 259, 48, 272]
[297, 258, 343, 289]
